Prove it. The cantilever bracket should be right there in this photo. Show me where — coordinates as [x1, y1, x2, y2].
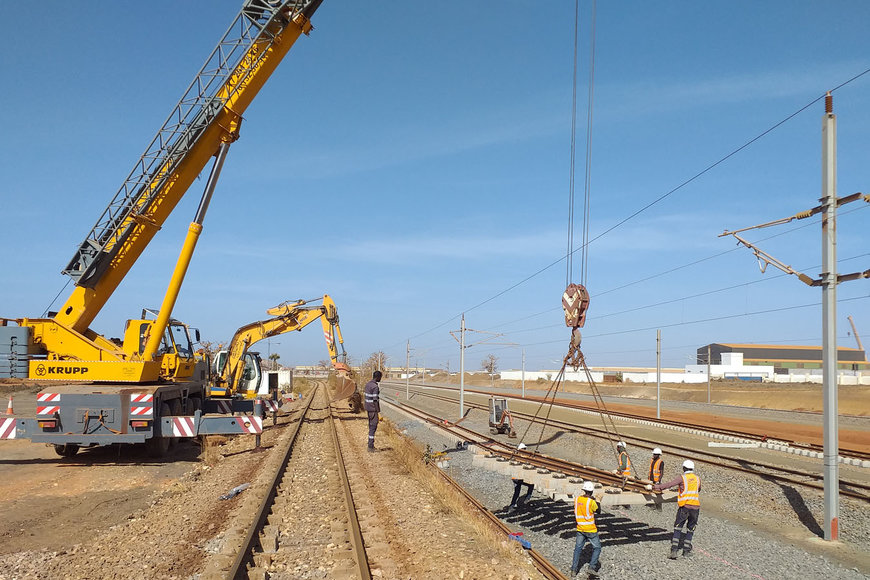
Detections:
[721, 191, 868, 288]
[726, 233, 818, 287]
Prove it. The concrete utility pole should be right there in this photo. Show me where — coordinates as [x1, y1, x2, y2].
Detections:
[719, 93, 870, 541]
[406, 340, 410, 401]
[449, 315, 504, 419]
[459, 313, 466, 417]
[656, 330, 661, 419]
[821, 92, 839, 541]
[522, 348, 526, 398]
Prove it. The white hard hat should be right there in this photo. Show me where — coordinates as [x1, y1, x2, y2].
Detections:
[582, 481, 595, 492]
[616, 441, 626, 448]
[682, 459, 695, 471]
[652, 448, 662, 455]
[517, 443, 527, 450]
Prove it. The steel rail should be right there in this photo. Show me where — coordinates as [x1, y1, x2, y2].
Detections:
[387, 390, 870, 503]
[386, 398, 648, 493]
[524, 394, 870, 462]
[230, 385, 317, 579]
[327, 398, 372, 579]
[431, 466, 569, 580]
[388, 381, 870, 461]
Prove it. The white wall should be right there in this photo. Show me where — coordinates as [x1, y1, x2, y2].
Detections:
[263, 369, 293, 391]
[500, 370, 605, 383]
[504, 366, 868, 385]
[685, 363, 775, 380]
[622, 371, 707, 384]
[772, 373, 870, 385]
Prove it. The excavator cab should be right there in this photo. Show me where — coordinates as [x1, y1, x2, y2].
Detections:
[488, 396, 517, 438]
[211, 350, 263, 398]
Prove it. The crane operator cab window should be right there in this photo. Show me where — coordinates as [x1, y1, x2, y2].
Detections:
[166, 323, 194, 357]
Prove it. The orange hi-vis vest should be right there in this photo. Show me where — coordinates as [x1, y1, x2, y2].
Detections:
[618, 451, 632, 477]
[678, 473, 701, 507]
[649, 457, 664, 483]
[575, 495, 598, 533]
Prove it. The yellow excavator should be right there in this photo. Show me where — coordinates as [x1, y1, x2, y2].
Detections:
[210, 294, 351, 399]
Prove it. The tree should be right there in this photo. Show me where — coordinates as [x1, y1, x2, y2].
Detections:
[361, 351, 389, 379]
[268, 352, 281, 371]
[481, 354, 498, 375]
[318, 359, 332, 371]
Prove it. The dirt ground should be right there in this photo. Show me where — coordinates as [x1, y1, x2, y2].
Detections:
[0, 375, 866, 578]
[0, 380, 543, 580]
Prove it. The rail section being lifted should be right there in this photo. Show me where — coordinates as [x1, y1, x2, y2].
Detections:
[382, 396, 674, 508]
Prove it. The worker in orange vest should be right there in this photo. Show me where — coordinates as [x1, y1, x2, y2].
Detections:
[654, 459, 701, 559]
[649, 448, 664, 484]
[570, 481, 602, 577]
[615, 441, 631, 478]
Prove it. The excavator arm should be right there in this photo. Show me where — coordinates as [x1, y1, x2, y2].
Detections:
[215, 294, 348, 398]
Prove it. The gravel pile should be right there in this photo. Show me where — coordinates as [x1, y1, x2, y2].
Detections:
[382, 393, 870, 580]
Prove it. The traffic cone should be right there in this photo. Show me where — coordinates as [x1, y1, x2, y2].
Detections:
[5, 396, 12, 415]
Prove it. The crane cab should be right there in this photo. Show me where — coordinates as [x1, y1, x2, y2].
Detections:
[122, 315, 202, 381]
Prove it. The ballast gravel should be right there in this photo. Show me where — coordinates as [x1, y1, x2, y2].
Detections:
[380, 391, 870, 580]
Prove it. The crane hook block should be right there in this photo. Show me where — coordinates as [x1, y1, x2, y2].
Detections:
[562, 283, 590, 328]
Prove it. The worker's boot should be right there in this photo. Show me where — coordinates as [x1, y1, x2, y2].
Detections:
[682, 540, 693, 557]
[668, 546, 679, 560]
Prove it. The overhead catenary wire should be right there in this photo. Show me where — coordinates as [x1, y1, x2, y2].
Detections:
[396, 255, 870, 368]
[390, 69, 870, 352]
[479, 208, 869, 335]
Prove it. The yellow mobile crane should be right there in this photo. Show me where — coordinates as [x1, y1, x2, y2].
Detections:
[211, 295, 350, 399]
[0, 1, 326, 456]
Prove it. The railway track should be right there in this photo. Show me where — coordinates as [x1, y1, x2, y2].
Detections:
[414, 382, 870, 461]
[229, 384, 370, 579]
[223, 384, 567, 580]
[385, 386, 870, 504]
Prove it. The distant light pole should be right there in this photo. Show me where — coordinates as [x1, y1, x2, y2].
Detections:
[522, 348, 526, 398]
[267, 339, 281, 370]
[656, 330, 661, 419]
[459, 314, 466, 417]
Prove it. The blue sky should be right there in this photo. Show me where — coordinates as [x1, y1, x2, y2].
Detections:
[1, 1, 868, 373]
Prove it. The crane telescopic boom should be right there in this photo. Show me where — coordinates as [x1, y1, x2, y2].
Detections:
[2, 1, 325, 384]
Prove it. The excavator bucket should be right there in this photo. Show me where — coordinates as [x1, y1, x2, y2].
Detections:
[330, 375, 357, 402]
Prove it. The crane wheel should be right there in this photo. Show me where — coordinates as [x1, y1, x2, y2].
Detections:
[54, 443, 79, 458]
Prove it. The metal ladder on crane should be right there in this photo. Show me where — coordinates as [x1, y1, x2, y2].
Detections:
[62, 0, 317, 288]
